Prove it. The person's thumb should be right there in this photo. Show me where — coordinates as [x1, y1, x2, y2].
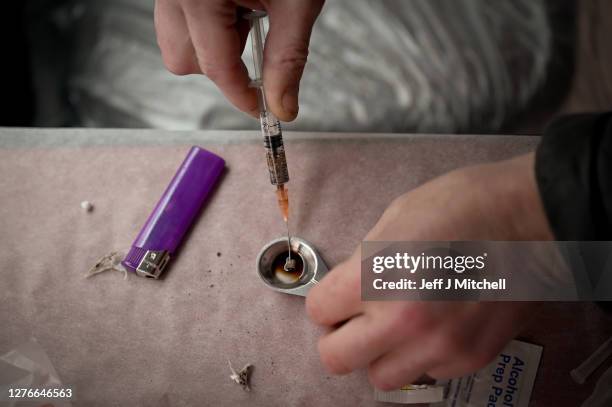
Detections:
[263, 0, 324, 121]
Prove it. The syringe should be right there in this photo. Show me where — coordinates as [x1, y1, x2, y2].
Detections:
[245, 11, 295, 271]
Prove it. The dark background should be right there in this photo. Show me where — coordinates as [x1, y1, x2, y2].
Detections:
[2, 0, 611, 133]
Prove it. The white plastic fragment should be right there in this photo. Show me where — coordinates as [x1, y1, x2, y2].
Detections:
[80, 200, 94, 212]
[571, 336, 612, 385]
[85, 251, 127, 279]
[228, 360, 253, 391]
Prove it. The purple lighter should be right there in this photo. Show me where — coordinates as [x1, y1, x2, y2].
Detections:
[122, 146, 225, 279]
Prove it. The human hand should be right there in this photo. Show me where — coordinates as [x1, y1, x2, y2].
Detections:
[154, 0, 324, 121]
[306, 153, 554, 390]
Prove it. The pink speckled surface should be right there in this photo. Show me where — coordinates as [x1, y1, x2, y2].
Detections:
[0, 130, 610, 406]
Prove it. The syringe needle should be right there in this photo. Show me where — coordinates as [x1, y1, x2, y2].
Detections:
[284, 218, 296, 271]
[277, 185, 295, 271]
[246, 11, 295, 272]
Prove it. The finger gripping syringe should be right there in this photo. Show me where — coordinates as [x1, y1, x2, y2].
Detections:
[245, 10, 295, 270]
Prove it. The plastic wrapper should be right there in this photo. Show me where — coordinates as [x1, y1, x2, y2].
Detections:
[0, 339, 71, 407]
[29, 0, 567, 133]
[580, 363, 612, 407]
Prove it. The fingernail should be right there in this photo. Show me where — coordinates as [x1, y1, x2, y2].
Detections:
[281, 87, 299, 118]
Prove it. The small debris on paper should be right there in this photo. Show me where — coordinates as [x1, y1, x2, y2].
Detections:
[80, 200, 94, 212]
[85, 251, 127, 279]
[228, 360, 253, 391]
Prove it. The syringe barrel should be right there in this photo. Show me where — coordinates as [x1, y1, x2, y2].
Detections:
[245, 10, 290, 186]
[261, 111, 290, 185]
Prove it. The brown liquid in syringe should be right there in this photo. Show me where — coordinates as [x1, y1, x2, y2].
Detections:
[272, 251, 304, 283]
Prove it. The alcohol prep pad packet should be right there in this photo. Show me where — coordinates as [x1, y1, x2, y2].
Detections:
[433, 340, 542, 407]
[375, 340, 542, 405]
